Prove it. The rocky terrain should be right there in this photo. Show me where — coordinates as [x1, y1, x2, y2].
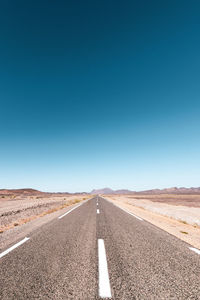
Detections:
[0, 190, 89, 234]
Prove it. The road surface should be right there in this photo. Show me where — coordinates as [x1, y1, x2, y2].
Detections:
[0, 196, 200, 299]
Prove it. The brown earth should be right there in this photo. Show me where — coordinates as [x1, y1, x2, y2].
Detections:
[0, 193, 90, 233]
[127, 194, 200, 207]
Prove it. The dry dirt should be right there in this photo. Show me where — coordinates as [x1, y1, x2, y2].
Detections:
[103, 194, 200, 250]
[127, 194, 200, 207]
[0, 194, 90, 233]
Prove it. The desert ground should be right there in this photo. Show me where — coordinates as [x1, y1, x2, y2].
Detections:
[103, 194, 200, 249]
[0, 190, 90, 250]
[0, 191, 90, 232]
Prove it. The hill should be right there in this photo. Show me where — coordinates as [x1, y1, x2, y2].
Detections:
[91, 187, 200, 195]
[0, 188, 45, 196]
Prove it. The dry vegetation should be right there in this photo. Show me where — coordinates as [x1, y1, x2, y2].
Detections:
[0, 193, 90, 234]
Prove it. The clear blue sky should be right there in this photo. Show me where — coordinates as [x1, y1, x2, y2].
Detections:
[0, 0, 200, 192]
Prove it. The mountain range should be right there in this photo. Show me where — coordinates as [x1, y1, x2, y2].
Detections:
[90, 187, 200, 195]
[1, 187, 200, 196]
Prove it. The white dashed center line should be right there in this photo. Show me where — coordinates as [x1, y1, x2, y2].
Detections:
[98, 239, 112, 298]
[97, 209, 100, 214]
[0, 237, 30, 259]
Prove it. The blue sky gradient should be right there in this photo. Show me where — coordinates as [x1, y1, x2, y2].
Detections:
[0, 1, 200, 192]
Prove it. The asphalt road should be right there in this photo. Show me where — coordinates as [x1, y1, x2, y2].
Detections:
[0, 196, 200, 299]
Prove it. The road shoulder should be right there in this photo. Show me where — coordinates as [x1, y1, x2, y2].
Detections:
[103, 195, 200, 250]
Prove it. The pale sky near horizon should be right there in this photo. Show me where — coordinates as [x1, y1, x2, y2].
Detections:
[0, 0, 200, 192]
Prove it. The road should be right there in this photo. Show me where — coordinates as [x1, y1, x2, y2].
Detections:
[0, 196, 200, 299]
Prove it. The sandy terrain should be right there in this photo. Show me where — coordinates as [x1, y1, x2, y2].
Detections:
[103, 194, 200, 249]
[127, 194, 200, 207]
[0, 193, 90, 233]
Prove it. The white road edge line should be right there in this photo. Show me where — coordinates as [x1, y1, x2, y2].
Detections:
[189, 247, 200, 255]
[98, 239, 112, 298]
[58, 197, 93, 219]
[0, 237, 30, 259]
[97, 209, 100, 214]
[58, 203, 82, 219]
[105, 198, 143, 221]
[119, 207, 143, 221]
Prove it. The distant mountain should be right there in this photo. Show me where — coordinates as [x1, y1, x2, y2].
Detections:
[1, 186, 200, 196]
[90, 187, 200, 195]
[91, 188, 114, 194]
[90, 187, 136, 194]
[115, 189, 135, 194]
[142, 187, 200, 194]
[0, 188, 88, 196]
[0, 188, 45, 196]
